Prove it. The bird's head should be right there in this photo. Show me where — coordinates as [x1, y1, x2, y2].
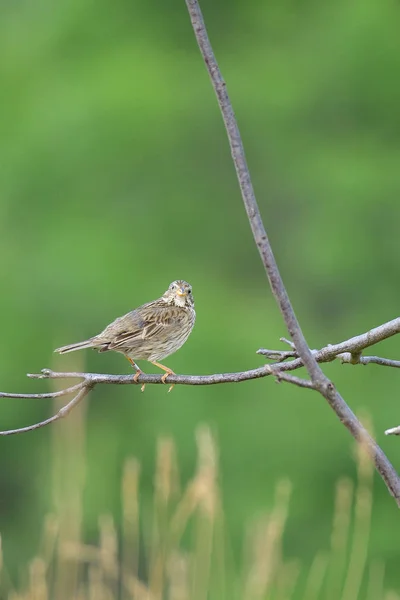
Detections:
[163, 280, 194, 308]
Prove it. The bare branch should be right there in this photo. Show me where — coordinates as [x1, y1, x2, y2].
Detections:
[340, 355, 400, 368]
[0, 382, 85, 400]
[257, 349, 297, 361]
[0, 367, 279, 435]
[27, 367, 274, 386]
[0, 361, 301, 412]
[184, 0, 324, 383]
[258, 318, 400, 370]
[319, 318, 400, 356]
[270, 370, 315, 389]
[280, 337, 296, 350]
[184, 0, 400, 505]
[0, 385, 91, 436]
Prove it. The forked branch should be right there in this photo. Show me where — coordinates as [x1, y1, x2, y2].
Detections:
[258, 317, 400, 369]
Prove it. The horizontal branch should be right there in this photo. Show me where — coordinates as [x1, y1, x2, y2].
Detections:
[26, 367, 273, 387]
[1, 317, 400, 436]
[0, 366, 289, 436]
[343, 356, 400, 368]
[0, 382, 85, 400]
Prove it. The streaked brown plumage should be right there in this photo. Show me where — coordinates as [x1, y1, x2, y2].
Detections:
[55, 280, 196, 391]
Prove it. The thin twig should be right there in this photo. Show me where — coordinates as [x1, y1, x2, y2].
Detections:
[184, 0, 400, 504]
[271, 372, 315, 389]
[0, 385, 91, 436]
[257, 349, 297, 361]
[343, 356, 400, 368]
[0, 382, 85, 400]
[263, 364, 315, 389]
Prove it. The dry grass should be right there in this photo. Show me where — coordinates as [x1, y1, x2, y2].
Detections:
[0, 400, 397, 600]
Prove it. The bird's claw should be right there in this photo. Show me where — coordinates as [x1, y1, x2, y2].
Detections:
[161, 371, 175, 393]
[133, 371, 145, 392]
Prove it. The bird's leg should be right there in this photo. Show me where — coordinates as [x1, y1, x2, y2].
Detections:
[126, 357, 145, 392]
[150, 361, 176, 393]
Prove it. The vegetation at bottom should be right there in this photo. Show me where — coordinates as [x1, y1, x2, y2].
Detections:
[1, 402, 397, 600]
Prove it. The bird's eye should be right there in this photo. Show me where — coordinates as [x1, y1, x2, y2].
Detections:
[188, 289, 192, 294]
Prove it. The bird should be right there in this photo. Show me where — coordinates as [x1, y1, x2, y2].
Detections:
[54, 280, 196, 392]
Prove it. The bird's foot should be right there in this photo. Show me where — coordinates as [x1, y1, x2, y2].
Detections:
[161, 369, 175, 393]
[133, 370, 145, 392]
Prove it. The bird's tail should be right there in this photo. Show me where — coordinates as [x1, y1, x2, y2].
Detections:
[54, 339, 95, 354]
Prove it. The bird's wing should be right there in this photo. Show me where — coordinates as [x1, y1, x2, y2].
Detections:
[99, 303, 183, 351]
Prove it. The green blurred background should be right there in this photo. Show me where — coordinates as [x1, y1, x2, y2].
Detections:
[1, 0, 400, 593]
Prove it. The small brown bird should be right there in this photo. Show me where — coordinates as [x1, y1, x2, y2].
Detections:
[55, 280, 195, 391]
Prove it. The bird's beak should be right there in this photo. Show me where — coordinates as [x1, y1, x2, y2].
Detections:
[176, 288, 187, 297]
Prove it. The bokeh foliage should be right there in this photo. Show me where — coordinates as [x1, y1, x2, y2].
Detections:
[1, 0, 400, 593]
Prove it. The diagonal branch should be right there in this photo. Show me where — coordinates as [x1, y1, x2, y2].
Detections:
[184, 0, 400, 504]
[184, 0, 323, 383]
